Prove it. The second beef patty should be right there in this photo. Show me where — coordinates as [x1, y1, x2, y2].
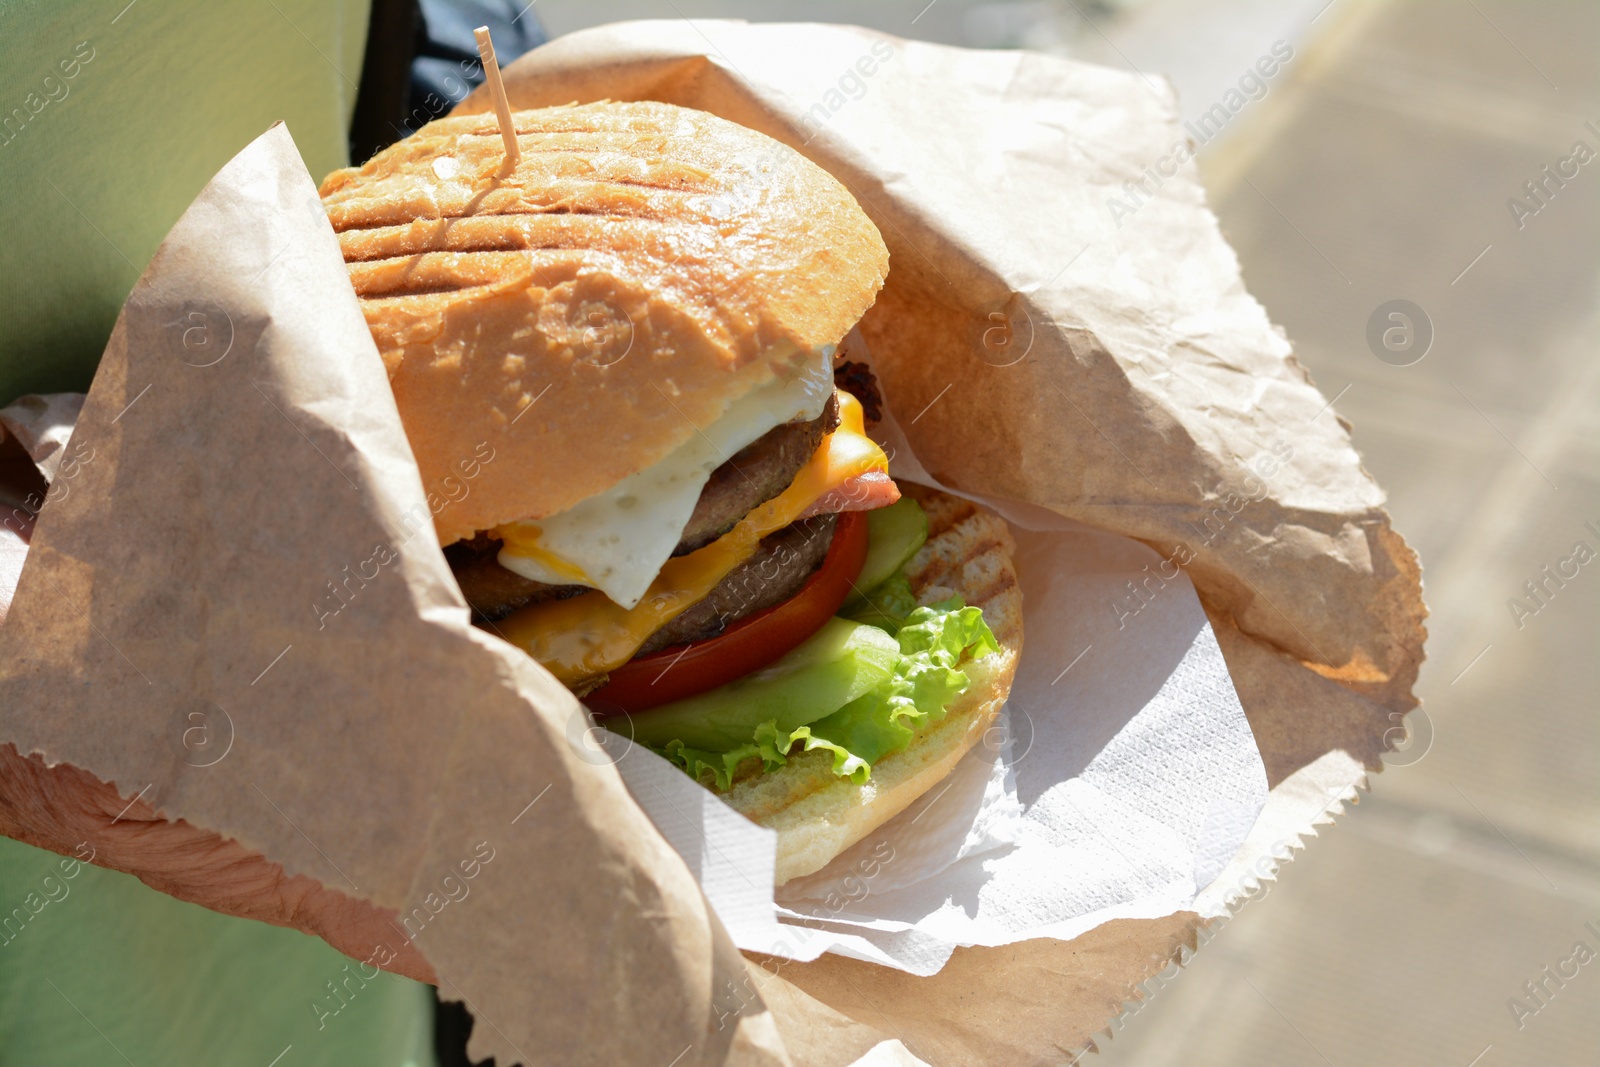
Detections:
[448, 393, 842, 624]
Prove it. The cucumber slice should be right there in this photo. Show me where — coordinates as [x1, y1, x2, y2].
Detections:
[845, 496, 928, 607]
[622, 618, 899, 751]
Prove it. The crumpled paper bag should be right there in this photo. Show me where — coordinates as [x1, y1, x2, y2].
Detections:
[0, 19, 1425, 1067]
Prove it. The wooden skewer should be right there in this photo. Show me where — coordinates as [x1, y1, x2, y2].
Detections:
[473, 26, 521, 168]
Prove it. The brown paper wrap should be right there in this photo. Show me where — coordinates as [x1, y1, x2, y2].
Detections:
[0, 20, 1424, 1067]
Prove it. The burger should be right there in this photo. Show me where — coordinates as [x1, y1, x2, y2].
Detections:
[319, 100, 1022, 883]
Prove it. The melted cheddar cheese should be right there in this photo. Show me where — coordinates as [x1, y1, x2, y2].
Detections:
[494, 392, 888, 686]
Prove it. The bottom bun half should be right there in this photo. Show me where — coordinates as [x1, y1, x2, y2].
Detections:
[723, 485, 1023, 885]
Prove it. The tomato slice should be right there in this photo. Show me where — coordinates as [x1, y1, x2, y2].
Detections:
[586, 510, 869, 716]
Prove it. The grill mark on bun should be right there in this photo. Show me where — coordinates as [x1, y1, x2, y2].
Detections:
[951, 555, 1020, 634]
[330, 209, 650, 236]
[917, 495, 981, 540]
[326, 192, 705, 233]
[899, 485, 1023, 646]
[912, 532, 1004, 584]
[357, 287, 504, 314]
[337, 216, 690, 265]
[342, 244, 570, 268]
[347, 250, 589, 298]
[319, 100, 889, 544]
[334, 199, 722, 315]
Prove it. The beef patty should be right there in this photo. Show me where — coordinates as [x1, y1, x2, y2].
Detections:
[448, 393, 841, 623]
[445, 533, 583, 622]
[677, 391, 838, 553]
[459, 514, 836, 656]
[636, 513, 836, 655]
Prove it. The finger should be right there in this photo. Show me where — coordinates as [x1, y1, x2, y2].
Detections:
[284, 881, 439, 984]
[0, 526, 25, 625]
[0, 431, 43, 625]
[0, 745, 437, 983]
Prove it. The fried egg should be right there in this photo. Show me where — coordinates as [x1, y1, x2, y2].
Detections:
[494, 353, 835, 608]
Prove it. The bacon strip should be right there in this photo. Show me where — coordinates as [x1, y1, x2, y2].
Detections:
[798, 470, 900, 520]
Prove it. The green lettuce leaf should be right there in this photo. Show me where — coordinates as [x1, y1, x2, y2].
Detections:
[840, 570, 919, 635]
[660, 596, 998, 790]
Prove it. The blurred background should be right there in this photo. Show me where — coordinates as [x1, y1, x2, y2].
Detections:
[2, 0, 1595, 1064]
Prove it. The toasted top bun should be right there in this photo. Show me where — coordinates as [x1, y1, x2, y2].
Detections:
[319, 101, 890, 544]
[723, 486, 1024, 885]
